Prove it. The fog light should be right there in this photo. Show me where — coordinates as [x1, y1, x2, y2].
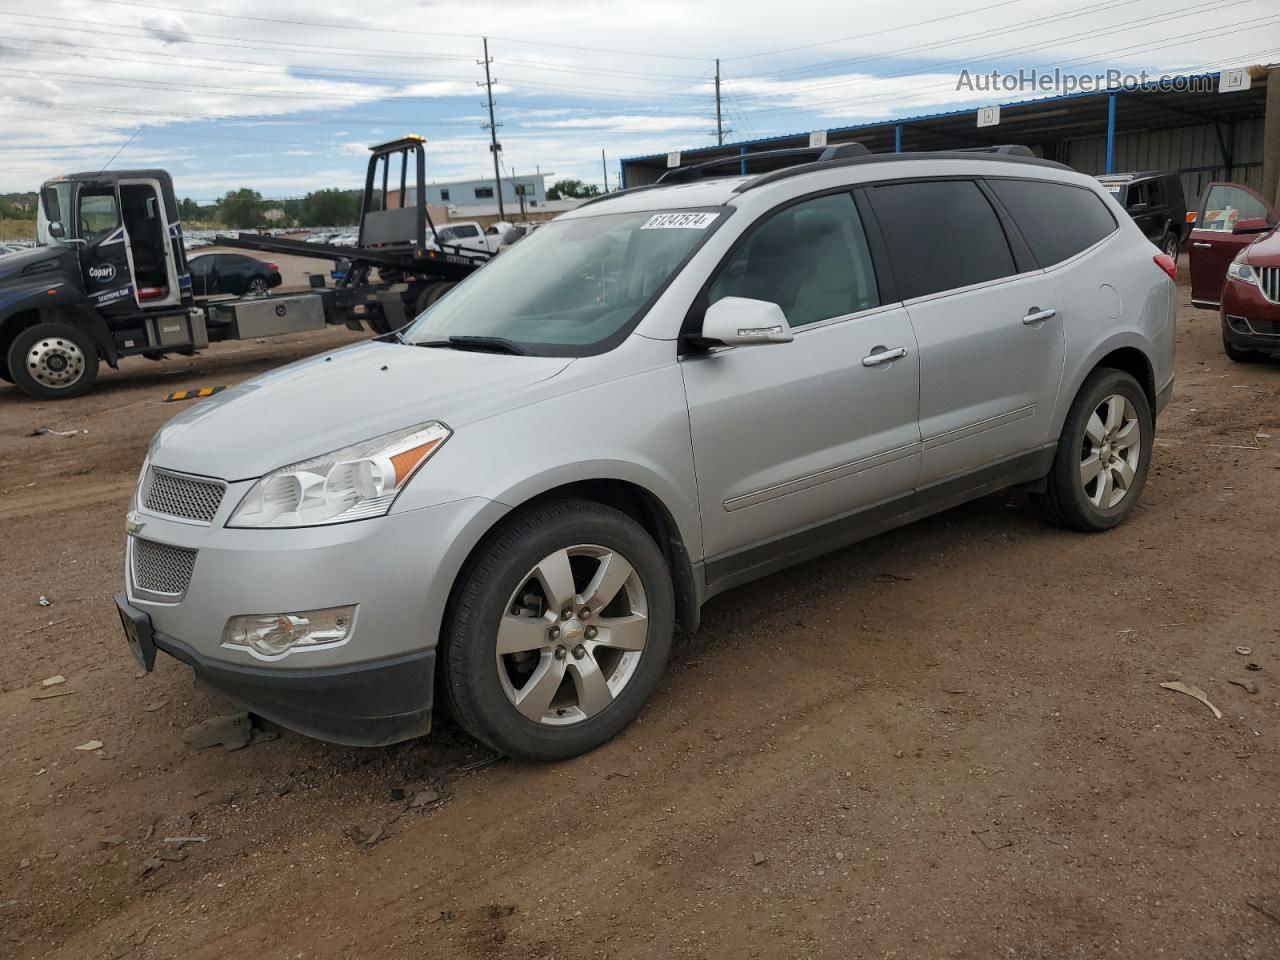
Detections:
[1227, 316, 1251, 333]
[222, 605, 356, 657]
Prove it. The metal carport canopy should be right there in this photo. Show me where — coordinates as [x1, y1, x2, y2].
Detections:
[619, 67, 1272, 187]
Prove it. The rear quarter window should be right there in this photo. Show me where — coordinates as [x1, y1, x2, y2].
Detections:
[987, 178, 1117, 267]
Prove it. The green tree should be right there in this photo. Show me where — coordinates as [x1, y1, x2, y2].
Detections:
[547, 179, 601, 200]
[178, 197, 201, 222]
[300, 189, 359, 227]
[218, 189, 265, 229]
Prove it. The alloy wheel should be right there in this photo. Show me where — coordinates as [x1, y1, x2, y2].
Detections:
[1080, 393, 1142, 508]
[26, 337, 87, 389]
[496, 544, 648, 726]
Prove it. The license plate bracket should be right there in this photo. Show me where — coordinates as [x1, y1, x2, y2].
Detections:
[115, 594, 157, 671]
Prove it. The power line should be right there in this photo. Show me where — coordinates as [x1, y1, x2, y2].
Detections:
[726, 0, 1025, 62]
[722, 0, 1252, 111]
[76, 0, 714, 62]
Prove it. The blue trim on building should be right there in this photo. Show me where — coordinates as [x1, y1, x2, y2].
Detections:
[619, 69, 1226, 170]
[1105, 92, 1117, 175]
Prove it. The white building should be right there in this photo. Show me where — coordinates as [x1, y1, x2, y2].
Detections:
[406, 174, 548, 213]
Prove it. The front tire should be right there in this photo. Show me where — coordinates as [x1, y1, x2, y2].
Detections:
[1031, 368, 1153, 532]
[7, 323, 99, 400]
[247, 277, 270, 296]
[440, 499, 674, 761]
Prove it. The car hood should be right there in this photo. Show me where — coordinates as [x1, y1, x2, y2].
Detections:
[0, 246, 70, 285]
[1242, 227, 1280, 264]
[150, 339, 573, 480]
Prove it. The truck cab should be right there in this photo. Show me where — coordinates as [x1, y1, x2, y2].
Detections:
[1, 169, 205, 399]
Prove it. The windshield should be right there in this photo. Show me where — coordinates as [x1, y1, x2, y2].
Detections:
[403, 208, 724, 354]
[37, 182, 73, 248]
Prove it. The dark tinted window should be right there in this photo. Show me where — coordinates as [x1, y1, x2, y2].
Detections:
[988, 178, 1117, 267]
[707, 192, 879, 328]
[189, 257, 211, 276]
[870, 180, 1015, 300]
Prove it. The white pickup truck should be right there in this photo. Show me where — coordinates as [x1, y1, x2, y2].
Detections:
[426, 220, 514, 256]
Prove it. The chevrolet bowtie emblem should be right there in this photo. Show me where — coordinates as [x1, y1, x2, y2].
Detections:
[125, 512, 145, 536]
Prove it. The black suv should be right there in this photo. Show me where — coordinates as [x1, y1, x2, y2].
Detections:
[1096, 170, 1188, 260]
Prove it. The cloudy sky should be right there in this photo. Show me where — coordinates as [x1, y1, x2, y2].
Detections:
[0, 0, 1273, 199]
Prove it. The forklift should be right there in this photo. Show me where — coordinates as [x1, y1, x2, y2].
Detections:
[0, 137, 491, 400]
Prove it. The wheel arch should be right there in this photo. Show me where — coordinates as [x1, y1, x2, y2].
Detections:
[1054, 336, 1157, 439]
[449, 477, 702, 636]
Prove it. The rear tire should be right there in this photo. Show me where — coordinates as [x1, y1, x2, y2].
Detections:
[440, 499, 674, 761]
[1223, 337, 1264, 363]
[1031, 368, 1152, 532]
[7, 323, 99, 400]
[247, 277, 270, 296]
[1159, 231, 1179, 260]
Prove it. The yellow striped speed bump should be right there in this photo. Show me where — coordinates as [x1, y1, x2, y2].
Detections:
[164, 386, 229, 403]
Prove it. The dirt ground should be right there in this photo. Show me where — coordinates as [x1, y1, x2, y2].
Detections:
[2, 265, 1278, 960]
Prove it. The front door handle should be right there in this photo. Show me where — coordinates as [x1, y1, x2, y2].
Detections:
[1192, 242, 1212, 248]
[1023, 307, 1057, 325]
[862, 346, 908, 367]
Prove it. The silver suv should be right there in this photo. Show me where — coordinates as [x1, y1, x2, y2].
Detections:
[116, 148, 1176, 761]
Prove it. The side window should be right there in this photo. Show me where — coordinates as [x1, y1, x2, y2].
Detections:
[869, 180, 1016, 300]
[453, 224, 480, 238]
[1199, 184, 1271, 232]
[1147, 179, 1163, 206]
[707, 192, 879, 329]
[79, 190, 120, 243]
[987, 179, 1117, 267]
[190, 258, 210, 276]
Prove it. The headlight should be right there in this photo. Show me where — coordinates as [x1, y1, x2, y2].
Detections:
[1227, 260, 1257, 284]
[228, 421, 450, 528]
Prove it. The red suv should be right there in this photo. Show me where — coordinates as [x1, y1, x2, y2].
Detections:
[1187, 181, 1280, 361]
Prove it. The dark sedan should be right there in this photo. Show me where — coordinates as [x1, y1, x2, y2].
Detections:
[189, 253, 282, 297]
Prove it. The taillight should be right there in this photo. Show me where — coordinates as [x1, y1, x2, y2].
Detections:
[268, 262, 279, 271]
[1153, 253, 1177, 280]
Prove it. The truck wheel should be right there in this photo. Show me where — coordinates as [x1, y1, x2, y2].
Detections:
[413, 282, 456, 317]
[440, 499, 674, 761]
[1030, 368, 1152, 532]
[7, 323, 100, 399]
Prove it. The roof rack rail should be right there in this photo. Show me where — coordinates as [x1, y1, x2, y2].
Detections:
[655, 142, 870, 185]
[952, 144, 1036, 157]
[736, 146, 1064, 193]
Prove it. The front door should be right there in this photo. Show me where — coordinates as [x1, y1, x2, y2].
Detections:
[1189, 182, 1280, 306]
[75, 183, 135, 316]
[681, 191, 922, 574]
[866, 178, 1065, 487]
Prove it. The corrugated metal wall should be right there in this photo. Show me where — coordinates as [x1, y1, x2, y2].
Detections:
[1065, 117, 1265, 208]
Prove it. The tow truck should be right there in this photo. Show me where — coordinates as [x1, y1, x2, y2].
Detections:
[0, 136, 491, 399]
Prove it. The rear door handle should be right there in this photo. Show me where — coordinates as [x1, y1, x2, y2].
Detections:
[862, 346, 908, 367]
[1023, 308, 1056, 325]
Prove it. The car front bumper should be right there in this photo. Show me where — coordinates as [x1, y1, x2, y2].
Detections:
[1221, 277, 1280, 352]
[123, 493, 509, 746]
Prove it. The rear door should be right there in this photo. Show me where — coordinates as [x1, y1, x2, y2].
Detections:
[1189, 182, 1280, 306]
[867, 177, 1064, 487]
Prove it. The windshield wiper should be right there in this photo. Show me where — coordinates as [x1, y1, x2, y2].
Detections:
[416, 335, 531, 356]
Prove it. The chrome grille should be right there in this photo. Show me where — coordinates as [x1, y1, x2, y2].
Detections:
[143, 468, 225, 523]
[132, 538, 197, 598]
[1258, 266, 1280, 304]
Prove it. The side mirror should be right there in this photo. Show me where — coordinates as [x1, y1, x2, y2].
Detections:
[1232, 217, 1275, 235]
[48, 221, 65, 239]
[697, 296, 794, 348]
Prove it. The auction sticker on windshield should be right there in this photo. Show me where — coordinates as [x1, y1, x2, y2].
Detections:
[641, 212, 718, 230]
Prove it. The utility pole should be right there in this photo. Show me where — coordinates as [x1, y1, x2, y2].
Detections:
[478, 37, 506, 220]
[601, 149, 609, 193]
[715, 58, 723, 146]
